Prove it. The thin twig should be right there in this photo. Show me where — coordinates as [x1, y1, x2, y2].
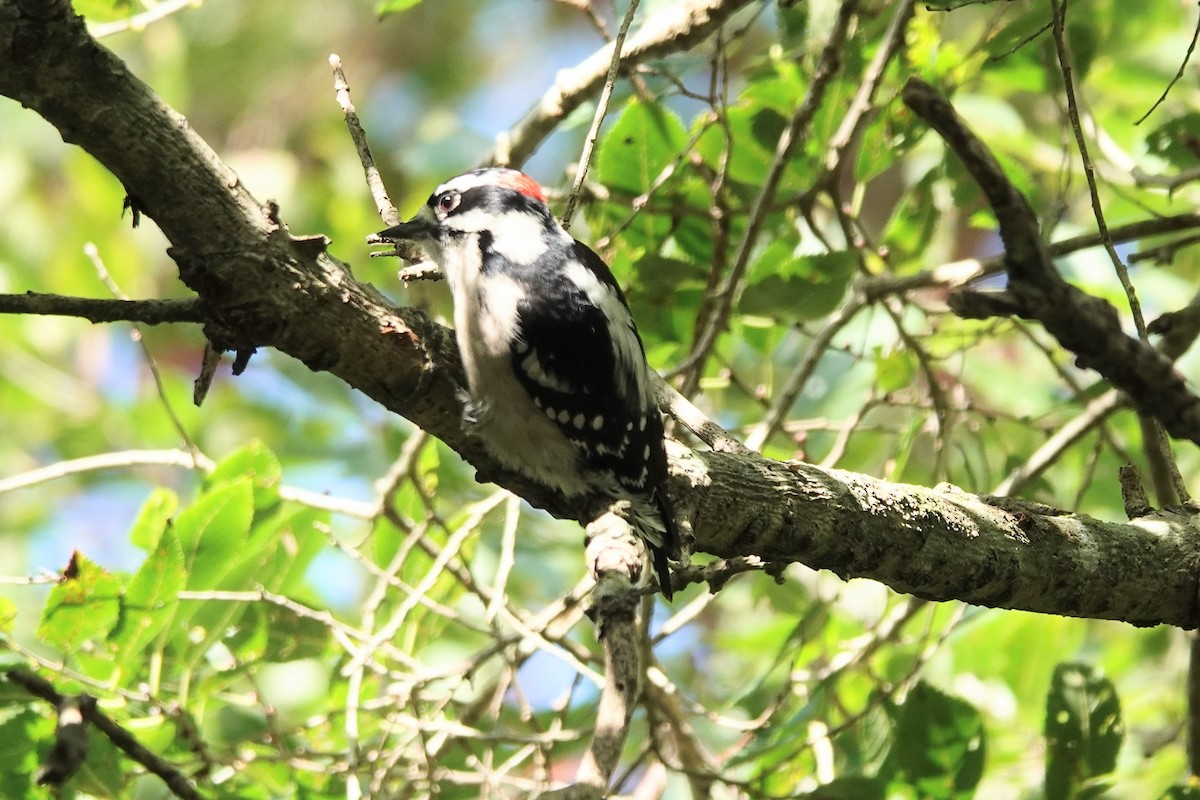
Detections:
[561, 0, 641, 229]
[992, 388, 1125, 497]
[1050, 0, 1186, 500]
[677, 0, 859, 397]
[0, 448, 212, 495]
[822, 0, 916, 180]
[330, 54, 398, 228]
[491, 0, 756, 168]
[1136, 1, 1200, 125]
[1050, 0, 1148, 340]
[331, 53, 431, 267]
[860, 212, 1200, 300]
[0, 446, 378, 517]
[84, 243, 202, 463]
[87, 0, 195, 38]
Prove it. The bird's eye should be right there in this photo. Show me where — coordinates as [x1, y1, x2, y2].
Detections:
[437, 192, 460, 214]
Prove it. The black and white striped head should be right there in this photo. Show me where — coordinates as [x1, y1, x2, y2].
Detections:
[376, 168, 557, 254]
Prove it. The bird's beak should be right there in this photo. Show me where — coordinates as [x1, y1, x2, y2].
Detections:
[374, 207, 437, 243]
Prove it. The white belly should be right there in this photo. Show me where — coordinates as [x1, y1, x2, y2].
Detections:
[465, 348, 588, 496]
[451, 271, 588, 496]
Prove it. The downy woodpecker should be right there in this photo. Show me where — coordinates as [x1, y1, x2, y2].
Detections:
[375, 168, 681, 599]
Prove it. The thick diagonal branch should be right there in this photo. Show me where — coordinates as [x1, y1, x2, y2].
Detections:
[901, 76, 1200, 446]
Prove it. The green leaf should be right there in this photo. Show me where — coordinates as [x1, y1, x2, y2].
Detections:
[0, 597, 15, 634]
[0, 708, 40, 797]
[129, 487, 178, 551]
[69, 732, 123, 797]
[1045, 663, 1123, 800]
[181, 504, 328, 665]
[882, 167, 939, 263]
[72, 0, 135, 22]
[741, 248, 856, 320]
[596, 99, 687, 195]
[630, 254, 705, 298]
[802, 776, 887, 800]
[175, 478, 255, 591]
[37, 553, 124, 651]
[1145, 112, 1200, 170]
[892, 681, 985, 800]
[1160, 783, 1200, 799]
[376, 0, 423, 14]
[874, 347, 917, 394]
[206, 440, 282, 510]
[109, 528, 185, 669]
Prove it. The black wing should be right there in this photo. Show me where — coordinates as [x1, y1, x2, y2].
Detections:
[510, 244, 649, 461]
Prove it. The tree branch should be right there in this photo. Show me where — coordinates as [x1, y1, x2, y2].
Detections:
[490, 0, 757, 167]
[0, 293, 206, 325]
[902, 75, 1200, 447]
[858, 211, 1200, 301]
[6, 668, 204, 800]
[673, 446, 1200, 628]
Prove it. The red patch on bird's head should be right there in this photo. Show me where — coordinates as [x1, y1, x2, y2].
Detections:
[494, 169, 547, 203]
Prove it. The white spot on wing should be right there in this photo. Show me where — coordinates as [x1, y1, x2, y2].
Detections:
[591, 415, 604, 430]
[573, 413, 585, 429]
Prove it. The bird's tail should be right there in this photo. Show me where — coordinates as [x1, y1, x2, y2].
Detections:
[652, 487, 681, 601]
[630, 489, 681, 600]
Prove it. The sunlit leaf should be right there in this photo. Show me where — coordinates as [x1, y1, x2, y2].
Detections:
[129, 487, 178, 551]
[175, 478, 255, 591]
[73, 0, 135, 22]
[376, 0, 423, 14]
[206, 439, 282, 510]
[37, 552, 124, 650]
[109, 528, 185, 669]
[596, 99, 687, 195]
[0, 597, 15, 634]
